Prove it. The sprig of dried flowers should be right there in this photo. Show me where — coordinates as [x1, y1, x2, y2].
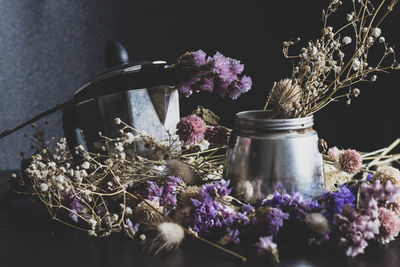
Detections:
[11, 115, 400, 263]
[265, 0, 399, 118]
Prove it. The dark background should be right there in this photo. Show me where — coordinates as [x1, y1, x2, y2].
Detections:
[0, 0, 400, 170]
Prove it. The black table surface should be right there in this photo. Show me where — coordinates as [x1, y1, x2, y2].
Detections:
[1, 170, 400, 267]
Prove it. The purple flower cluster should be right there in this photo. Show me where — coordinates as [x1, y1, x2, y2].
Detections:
[146, 176, 182, 212]
[262, 192, 319, 220]
[251, 207, 289, 237]
[190, 180, 249, 244]
[61, 191, 84, 223]
[333, 180, 400, 257]
[334, 201, 380, 257]
[176, 50, 252, 99]
[255, 236, 278, 257]
[321, 184, 356, 221]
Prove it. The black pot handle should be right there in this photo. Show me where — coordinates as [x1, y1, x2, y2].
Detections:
[62, 106, 87, 160]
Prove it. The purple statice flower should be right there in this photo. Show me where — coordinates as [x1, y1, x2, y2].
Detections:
[212, 52, 236, 84]
[124, 219, 140, 239]
[178, 50, 208, 69]
[175, 50, 252, 99]
[146, 181, 163, 201]
[189, 180, 248, 244]
[146, 176, 182, 213]
[321, 184, 356, 221]
[331, 180, 399, 257]
[334, 201, 380, 257]
[193, 50, 207, 67]
[204, 126, 230, 146]
[198, 77, 215, 93]
[241, 203, 255, 214]
[161, 176, 182, 208]
[251, 207, 289, 237]
[61, 191, 84, 223]
[255, 236, 278, 260]
[177, 76, 200, 97]
[229, 75, 253, 100]
[360, 180, 400, 205]
[262, 192, 319, 220]
[176, 114, 207, 145]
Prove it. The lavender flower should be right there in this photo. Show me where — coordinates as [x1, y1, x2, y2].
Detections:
[176, 115, 207, 145]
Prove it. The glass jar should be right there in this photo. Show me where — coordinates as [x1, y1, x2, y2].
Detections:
[224, 110, 324, 203]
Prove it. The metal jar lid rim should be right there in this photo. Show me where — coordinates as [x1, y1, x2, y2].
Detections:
[235, 110, 314, 131]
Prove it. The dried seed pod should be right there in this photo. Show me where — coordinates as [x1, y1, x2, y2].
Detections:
[166, 159, 200, 185]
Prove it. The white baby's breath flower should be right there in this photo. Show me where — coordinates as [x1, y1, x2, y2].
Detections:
[88, 218, 97, 230]
[388, 47, 394, 54]
[114, 118, 122, 125]
[81, 161, 90, 170]
[367, 36, 374, 44]
[342, 36, 352, 45]
[353, 88, 360, 97]
[379, 37, 386, 43]
[125, 207, 133, 215]
[55, 174, 64, 184]
[123, 132, 135, 144]
[371, 27, 381, 38]
[346, 12, 354, 21]
[371, 75, 377, 81]
[352, 58, 361, 71]
[40, 183, 49, 192]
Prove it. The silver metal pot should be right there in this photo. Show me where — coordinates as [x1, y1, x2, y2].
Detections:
[224, 110, 324, 202]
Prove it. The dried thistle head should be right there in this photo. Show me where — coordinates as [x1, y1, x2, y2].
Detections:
[269, 79, 301, 116]
[179, 185, 200, 206]
[133, 199, 165, 224]
[373, 166, 400, 186]
[305, 213, 329, 238]
[166, 159, 200, 185]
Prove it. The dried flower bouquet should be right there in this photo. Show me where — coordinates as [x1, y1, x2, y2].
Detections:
[265, 0, 399, 118]
[10, 114, 400, 263]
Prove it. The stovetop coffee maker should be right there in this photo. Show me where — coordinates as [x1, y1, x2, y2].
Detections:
[62, 40, 180, 158]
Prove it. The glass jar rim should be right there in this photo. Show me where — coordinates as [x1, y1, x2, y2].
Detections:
[235, 110, 314, 131]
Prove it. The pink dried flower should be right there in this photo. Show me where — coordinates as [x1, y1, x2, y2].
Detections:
[338, 149, 362, 174]
[378, 207, 400, 244]
[204, 126, 229, 146]
[176, 115, 207, 144]
[327, 146, 341, 161]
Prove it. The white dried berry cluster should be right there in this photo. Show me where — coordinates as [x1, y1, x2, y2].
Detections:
[268, 0, 399, 118]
